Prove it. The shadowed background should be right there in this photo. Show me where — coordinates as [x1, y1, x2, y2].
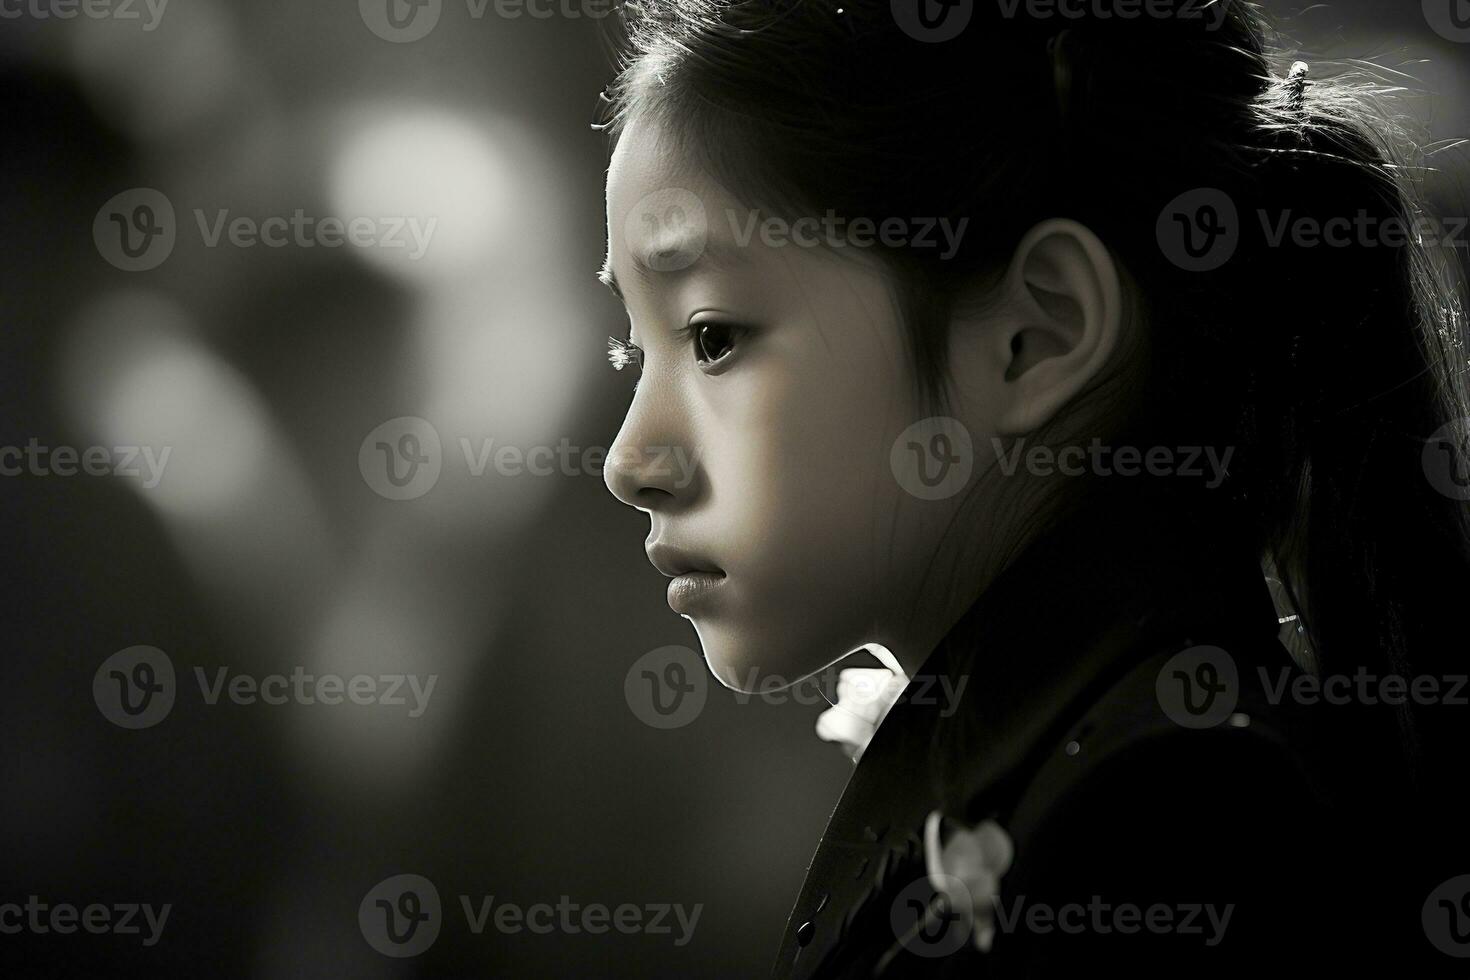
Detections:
[1, 1, 1468, 976]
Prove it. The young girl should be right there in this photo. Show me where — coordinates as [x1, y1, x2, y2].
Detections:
[597, 1, 1470, 974]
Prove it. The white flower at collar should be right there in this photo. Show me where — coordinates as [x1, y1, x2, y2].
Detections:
[814, 666, 907, 762]
[923, 810, 1015, 953]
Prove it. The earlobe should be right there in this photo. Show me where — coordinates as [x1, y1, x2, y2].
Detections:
[994, 219, 1123, 436]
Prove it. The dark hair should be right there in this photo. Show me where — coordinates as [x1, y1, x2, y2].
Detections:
[599, 1, 1470, 795]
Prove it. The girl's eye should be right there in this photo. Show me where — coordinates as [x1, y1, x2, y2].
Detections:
[692, 321, 745, 368]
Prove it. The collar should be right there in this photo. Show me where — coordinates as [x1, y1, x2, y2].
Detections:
[772, 496, 1282, 979]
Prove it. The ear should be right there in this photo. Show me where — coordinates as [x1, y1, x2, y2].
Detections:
[990, 219, 1123, 436]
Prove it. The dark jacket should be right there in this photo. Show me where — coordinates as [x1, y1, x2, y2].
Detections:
[771, 505, 1459, 978]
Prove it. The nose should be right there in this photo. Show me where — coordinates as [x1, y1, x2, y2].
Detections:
[603, 386, 697, 511]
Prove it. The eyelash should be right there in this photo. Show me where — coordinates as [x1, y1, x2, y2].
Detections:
[607, 335, 643, 373]
[681, 320, 747, 370]
[606, 322, 750, 378]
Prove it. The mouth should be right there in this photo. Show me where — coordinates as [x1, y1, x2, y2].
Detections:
[645, 541, 727, 615]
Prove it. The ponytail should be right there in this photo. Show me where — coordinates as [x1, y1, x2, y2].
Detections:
[1240, 56, 1470, 795]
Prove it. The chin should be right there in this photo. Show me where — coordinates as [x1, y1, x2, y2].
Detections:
[689, 617, 841, 694]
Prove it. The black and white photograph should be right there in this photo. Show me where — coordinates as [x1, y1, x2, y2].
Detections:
[4, 1, 1470, 976]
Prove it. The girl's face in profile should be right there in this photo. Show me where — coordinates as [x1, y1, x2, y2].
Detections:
[602, 118, 996, 690]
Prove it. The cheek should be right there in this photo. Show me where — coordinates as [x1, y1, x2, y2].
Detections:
[702, 316, 918, 613]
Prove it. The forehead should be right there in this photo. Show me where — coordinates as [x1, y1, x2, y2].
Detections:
[607, 115, 699, 210]
[602, 115, 891, 307]
[605, 116, 744, 278]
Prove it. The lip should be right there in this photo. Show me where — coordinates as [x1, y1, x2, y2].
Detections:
[645, 540, 722, 578]
[666, 571, 726, 614]
[645, 540, 726, 614]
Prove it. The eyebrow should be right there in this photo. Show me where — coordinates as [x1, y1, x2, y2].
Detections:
[597, 255, 622, 300]
[597, 237, 740, 303]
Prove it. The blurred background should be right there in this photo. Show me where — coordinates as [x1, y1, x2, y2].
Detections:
[1, 2, 1468, 977]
